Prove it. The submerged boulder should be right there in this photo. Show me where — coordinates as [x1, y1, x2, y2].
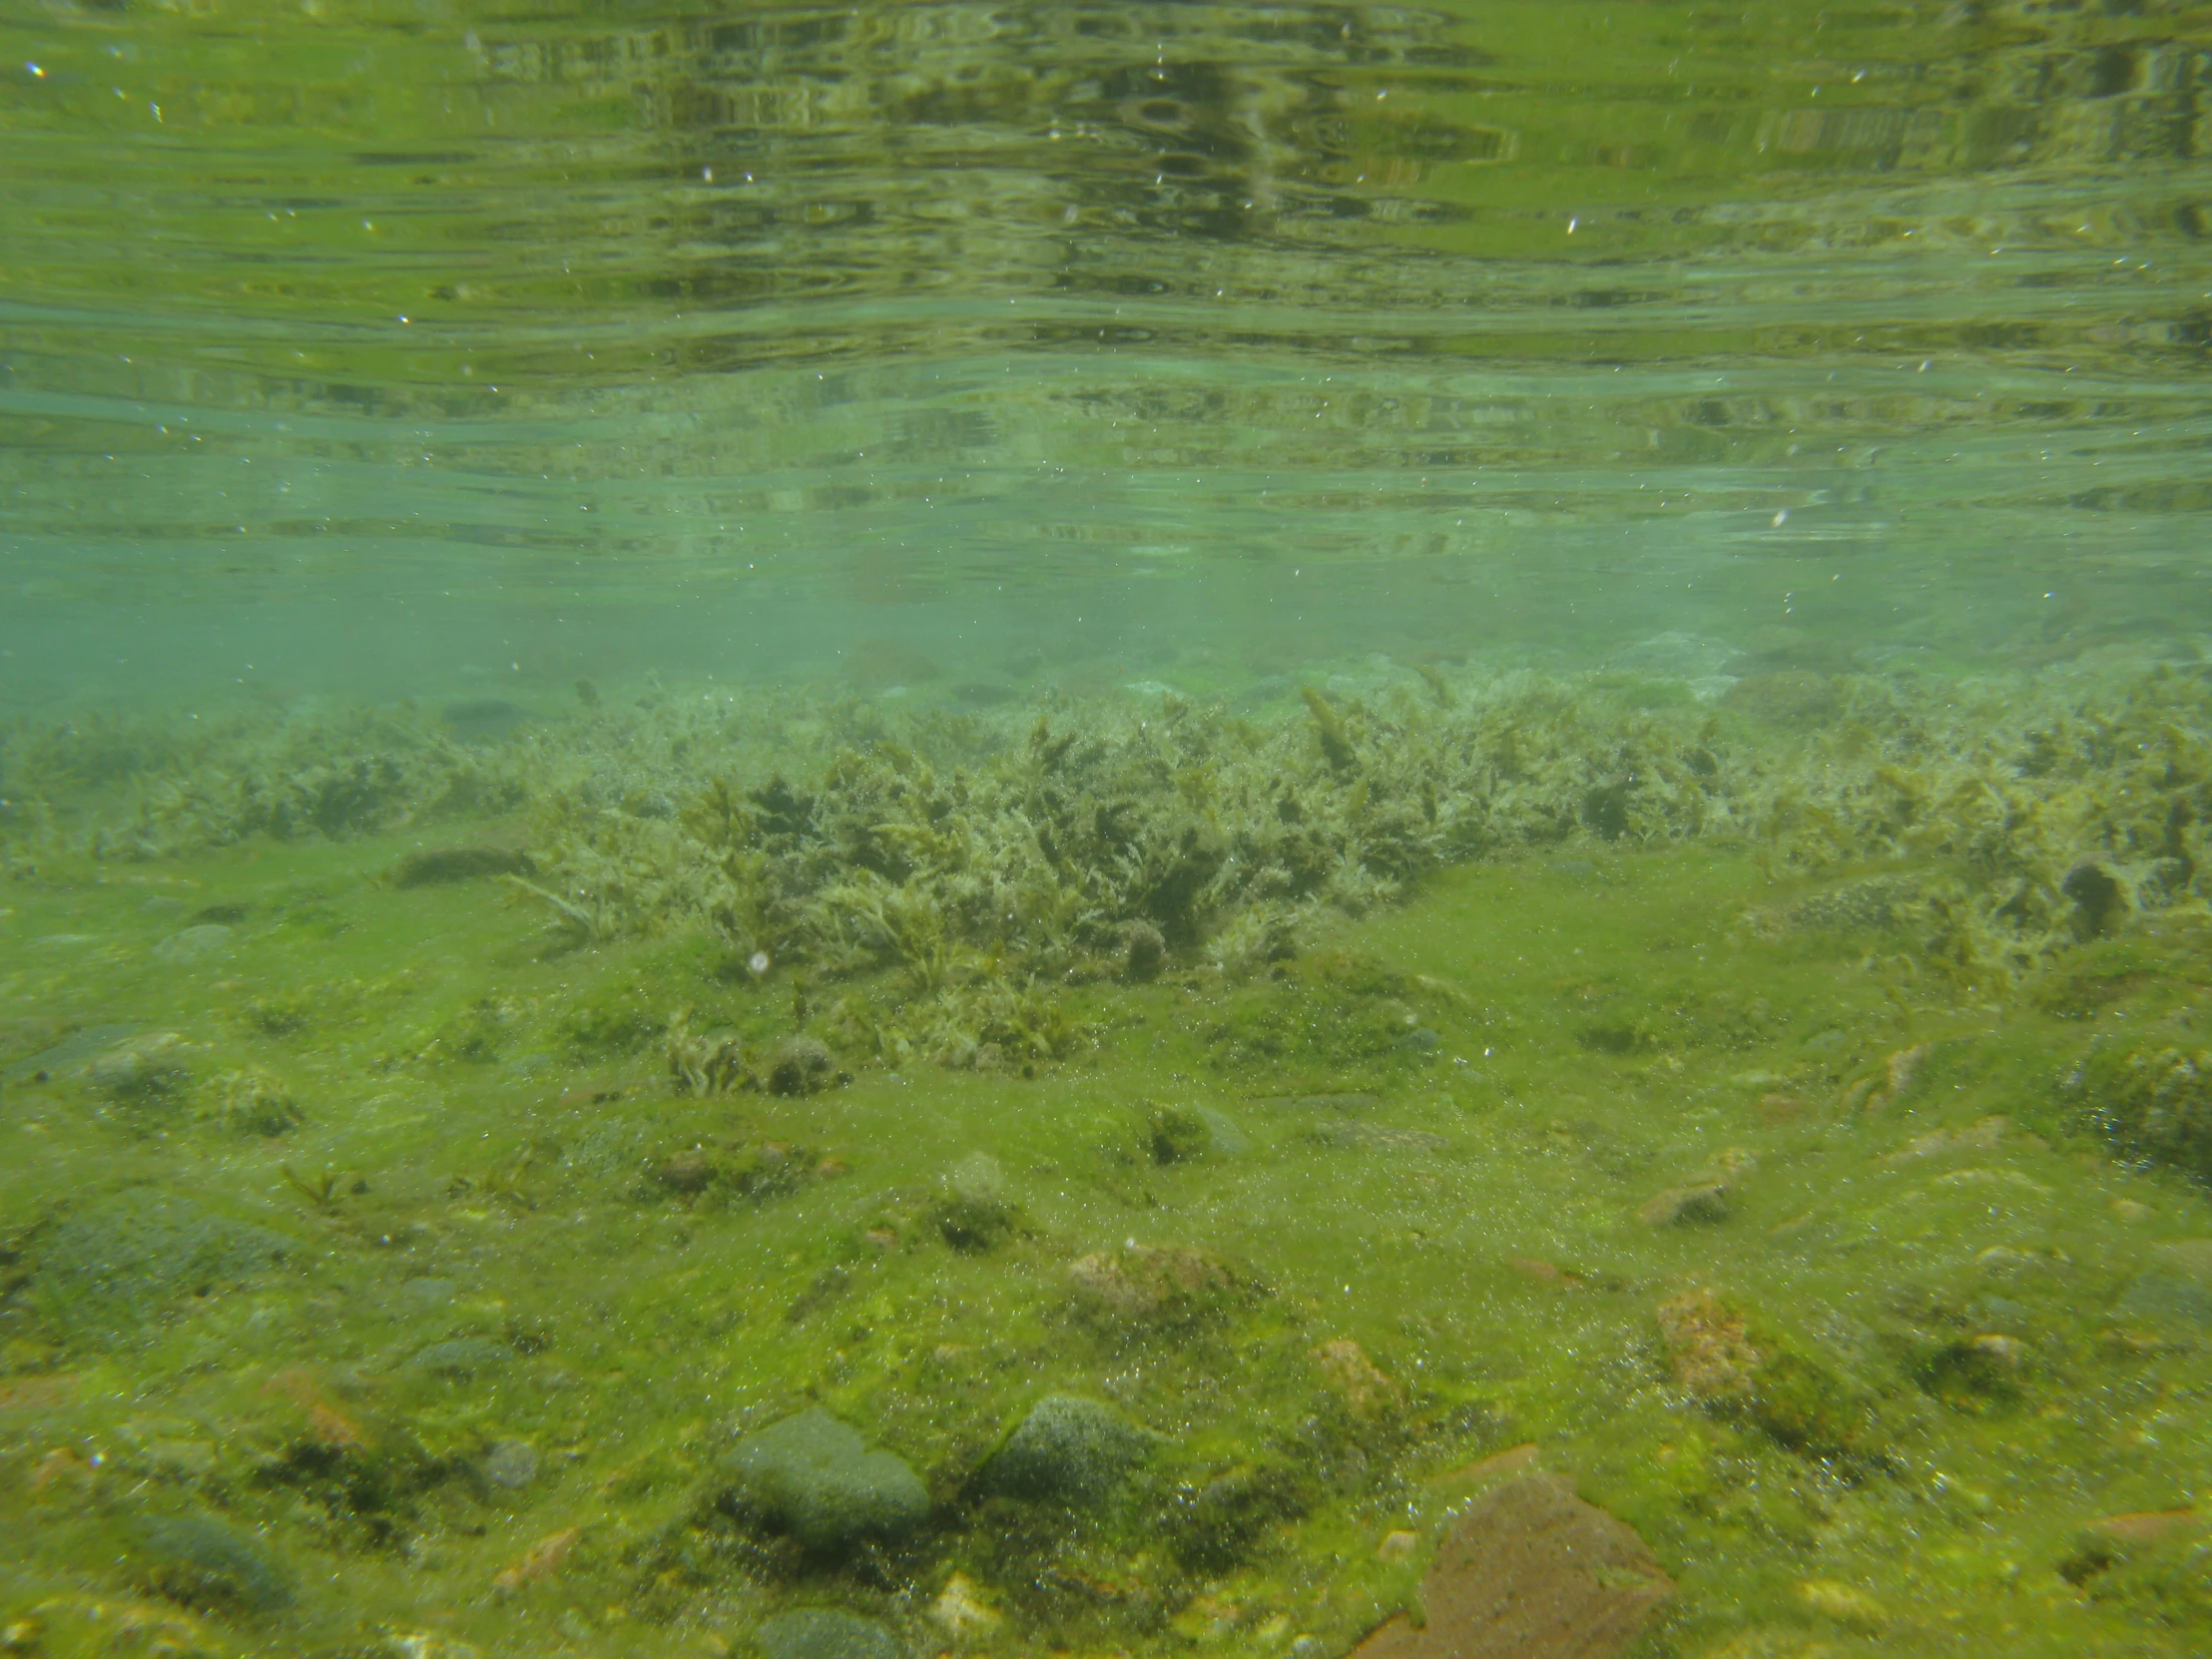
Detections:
[983, 1394, 1156, 1505]
[719, 1409, 929, 1553]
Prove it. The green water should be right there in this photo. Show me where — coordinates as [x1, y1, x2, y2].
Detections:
[6, 3, 2212, 1656]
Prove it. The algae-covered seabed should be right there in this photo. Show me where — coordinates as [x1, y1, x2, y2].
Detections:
[6, 660, 2212, 1659]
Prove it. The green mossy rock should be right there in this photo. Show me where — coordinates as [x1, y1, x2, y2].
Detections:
[2080, 1045, 2212, 1183]
[1167, 1461, 1314, 1572]
[755, 1608, 905, 1659]
[32, 1189, 298, 1336]
[123, 1511, 292, 1612]
[984, 1394, 1157, 1505]
[719, 1409, 929, 1554]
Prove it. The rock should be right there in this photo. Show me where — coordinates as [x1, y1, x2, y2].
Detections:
[152, 925, 233, 965]
[2120, 1270, 2212, 1327]
[1309, 1121, 1448, 1154]
[2087, 1508, 2205, 1544]
[493, 1525, 579, 1592]
[1349, 1473, 1671, 1659]
[123, 1511, 292, 1612]
[1794, 1578, 1887, 1629]
[1146, 1103, 1215, 1164]
[35, 1190, 297, 1336]
[756, 1609, 905, 1659]
[1193, 1106, 1249, 1155]
[767, 1035, 836, 1097]
[1655, 1289, 1759, 1397]
[1637, 1182, 1730, 1226]
[935, 1153, 1026, 1252]
[2, 1022, 135, 1084]
[1171, 1462, 1314, 1571]
[7, 1597, 224, 1659]
[1655, 1290, 1870, 1455]
[440, 697, 532, 741]
[89, 1032, 194, 1102]
[1124, 919, 1167, 982]
[392, 845, 534, 886]
[984, 1394, 1156, 1504]
[410, 1339, 511, 1381]
[200, 1068, 301, 1136]
[1069, 1245, 1245, 1328]
[928, 1573, 1002, 1637]
[1312, 1339, 1404, 1418]
[485, 1439, 540, 1489]
[719, 1409, 929, 1554]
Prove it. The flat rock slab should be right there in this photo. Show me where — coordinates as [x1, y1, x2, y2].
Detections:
[1353, 1472, 1672, 1659]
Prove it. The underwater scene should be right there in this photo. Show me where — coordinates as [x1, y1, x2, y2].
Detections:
[6, 2, 2212, 1656]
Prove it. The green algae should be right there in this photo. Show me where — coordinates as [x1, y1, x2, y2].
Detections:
[7, 661, 2212, 1655]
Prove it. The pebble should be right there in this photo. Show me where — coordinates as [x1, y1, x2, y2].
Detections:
[1794, 1579, 1887, 1629]
[1312, 1339, 1403, 1417]
[929, 1573, 1003, 1637]
[1655, 1289, 1759, 1397]
[410, 1338, 511, 1380]
[755, 1608, 905, 1659]
[485, 1439, 540, 1489]
[1068, 1244, 1243, 1325]
[1310, 1120, 1449, 1153]
[1637, 1182, 1730, 1226]
[152, 924, 234, 964]
[88, 1032, 194, 1102]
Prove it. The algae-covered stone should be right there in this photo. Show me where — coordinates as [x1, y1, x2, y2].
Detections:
[88, 1032, 194, 1103]
[2080, 1046, 2212, 1184]
[720, 1409, 929, 1553]
[934, 1153, 1025, 1252]
[33, 1189, 298, 1335]
[124, 1510, 292, 1611]
[1169, 1461, 1315, 1571]
[409, 1338, 511, 1381]
[984, 1394, 1156, 1504]
[755, 1609, 905, 1659]
[1068, 1244, 1247, 1328]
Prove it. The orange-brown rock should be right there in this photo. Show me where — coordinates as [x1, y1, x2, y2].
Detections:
[1069, 1245, 1241, 1324]
[494, 1525, 580, 1592]
[1352, 1472, 1672, 1659]
[2087, 1508, 2204, 1544]
[1313, 1339, 1404, 1417]
[1655, 1289, 1760, 1398]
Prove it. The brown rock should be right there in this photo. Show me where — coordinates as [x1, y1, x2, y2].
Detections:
[1351, 1472, 1672, 1659]
[1655, 1289, 1761, 1397]
[1312, 1339, 1404, 1417]
[1069, 1245, 1242, 1325]
[654, 1150, 716, 1193]
[2088, 1508, 2204, 1544]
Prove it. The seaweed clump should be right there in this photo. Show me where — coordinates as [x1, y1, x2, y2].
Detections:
[12, 657, 2212, 1074]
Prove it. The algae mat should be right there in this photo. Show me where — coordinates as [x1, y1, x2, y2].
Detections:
[6, 676, 2212, 1657]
